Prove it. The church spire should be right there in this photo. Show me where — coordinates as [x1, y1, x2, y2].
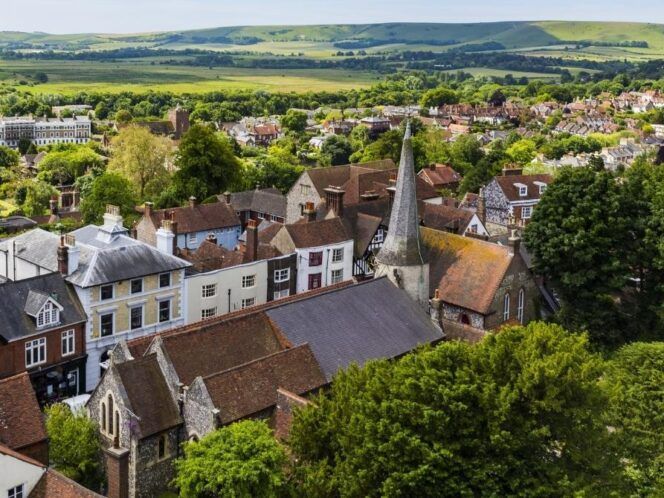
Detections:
[374, 122, 429, 307]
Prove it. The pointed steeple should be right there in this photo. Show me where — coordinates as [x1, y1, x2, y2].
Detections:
[376, 122, 425, 267]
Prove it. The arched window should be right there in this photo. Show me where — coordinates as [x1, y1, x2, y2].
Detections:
[503, 293, 510, 322]
[101, 402, 106, 432]
[107, 394, 114, 435]
[115, 411, 120, 438]
[158, 434, 167, 459]
[517, 288, 525, 324]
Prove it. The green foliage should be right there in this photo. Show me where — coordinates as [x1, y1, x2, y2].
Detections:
[420, 86, 459, 110]
[172, 124, 241, 201]
[37, 145, 105, 185]
[320, 135, 353, 166]
[17, 138, 32, 155]
[0, 145, 19, 168]
[15, 179, 56, 216]
[45, 403, 103, 491]
[115, 109, 133, 124]
[281, 109, 308, 133]
[506, 138, 537, 164]
[80, 172, 137, 224]
[290, 322, 618, 497]
[173, 420, 288, 498]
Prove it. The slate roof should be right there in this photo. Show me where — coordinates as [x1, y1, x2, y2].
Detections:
[341, 212, 382, 258]
[0, 273, 86, 343]
[148, 201, 241, 233]
[494, 174, 553, 202]
[285, 217, 350, 248]
[266, 278, 443, 382]
[114, 354, 182, 439]
[226, 188, 286, 218]
[0, 373, 47, 451]
[203, 344, 326, 425]
[420, 203, 475, 235]
[421, 227, 513, 314]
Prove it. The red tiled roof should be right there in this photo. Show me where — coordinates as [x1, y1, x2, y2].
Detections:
[30, 469, 103, 498]
[285, 217, 350, 248]
[420, 203, 475, 234]
[149, 201, 240, 233]
[494, 174, 553, 202]
[0, 372, 47, 451]
[418, 164, 462, 189]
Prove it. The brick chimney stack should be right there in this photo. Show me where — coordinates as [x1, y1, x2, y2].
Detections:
[144, 202, 153, 219]
[477, 187, 486, 225]
[189, 196, 197, 208]
[508, 228, 521, 256]
[223, 191, 231, 204]
[303, 202, 316, 222]
[104, 446, 129, 498]
[246, 219, 258, 261]
[324, 186, 345, 217]
[57, 236, 69, 276]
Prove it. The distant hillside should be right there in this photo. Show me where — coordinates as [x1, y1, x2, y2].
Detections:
[2, 21, 664, 53]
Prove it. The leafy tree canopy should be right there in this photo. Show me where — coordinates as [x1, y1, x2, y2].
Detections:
[80, 172, 137, 224]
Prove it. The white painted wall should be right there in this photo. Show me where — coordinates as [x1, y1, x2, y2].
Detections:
[0, 452, 44, 497]
[294, 240, 354, 293]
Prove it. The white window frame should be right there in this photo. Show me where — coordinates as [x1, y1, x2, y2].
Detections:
[539, 184, 547, 195]
[332, 248, 344, 263]
[242, 275, 256, 288]
[522, 206, 532, 219]
[100, 284, 114, 301]
[330, 268, 344, 284]
[100, 312, 114, 337]
[158, 299, 171, 323]
[517, 288, 525, 324]
[201, 283, 217, 298]
[8, 483, 25, 498]
[273, 289, 290, 300]
[130, 278, 143, 295]
[274, 268, 290, 283]
[201, 307, 217, 319]
[61, 329, 75, 356]
[130, 305, 143, 330]
[159, 272, 171, 288]
[373, 229, 384, 244]
[503, 293, 510, 321]
[519, 186, 527, 197]
[241, 297, 255, 309]
[25, 337, 46, 368]
[37, 300, 59, 328]
[188, 232, 197, 245]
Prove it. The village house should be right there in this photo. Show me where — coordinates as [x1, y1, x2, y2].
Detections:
[417, 163, 463, 191]
[483, 168, 553, 226]
[359, 116, 391, 137]
[116, 106, 190, 140]
[87, 277, 442, 497]
[420, 203, 489, 237]
[220, 187, 286, 227]
[136, 198, 242, 251]
[0, 273, 88, 405]
[0, 206, 191, 391]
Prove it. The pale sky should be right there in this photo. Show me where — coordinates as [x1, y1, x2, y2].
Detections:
[2, 0, 661, 34]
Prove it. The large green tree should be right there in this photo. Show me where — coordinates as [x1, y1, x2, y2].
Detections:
[45, 403, 103, 491]
[37, 146, 105, 186]
[280, 109, 308, 133]
[80, 172, 137, 224]
[420, 86, 459, 110]
[172, 124, 241, 201]
[173, 420, 288, 498]
[0, 145, 19, 169]
[321, 135, 353, 166]
[290, 322, 619, 497]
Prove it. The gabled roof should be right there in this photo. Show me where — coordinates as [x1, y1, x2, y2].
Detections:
[203, 344, 326, 425]
[420, 203, 475, 235]
[266, 278, 443, 381]
[418, 164, 462, 188]
[30, 469, 104, 498]
[225, 188, 286, 218]
[0, 372, 47, 451]
[303, 159, 396, 196]
[114, 354, 182, 439]
[421, 227, 513, 314]
[493, 174, 553, 202]
[0, 273, 86, 342]
[284, 217, 350, 248]
[148, 201, 240, 233]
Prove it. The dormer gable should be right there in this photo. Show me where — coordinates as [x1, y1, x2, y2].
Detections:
[24, 291, 63, 329]
[533, 181, 547, 195]
[514, 183, 528, 197]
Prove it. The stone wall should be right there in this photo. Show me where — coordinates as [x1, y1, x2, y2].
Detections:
[441, 303, 485, 329]
[484, 178, 510, 226]
[485, 255, 539, 330]
[183, 377, 217, 440]
[285, 172, 321, 223]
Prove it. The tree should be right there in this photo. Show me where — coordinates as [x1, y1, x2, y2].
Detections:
[280, 109, 308, 133]
[488, 88, 507, 107]
[15, 179, 56, 217]
[172, 125, 241, 201]
[604, 343, 664, 496]
[45, 403, 103, 491]
[114, 109, 133, 125]
[506, 139, 537, 165]
[524, 167, 628, 344]
[290, 322, 619, 497]
[37, 146, 105, 186]
[419, 86, 459, 110]
[321, 135, 353, 166]
[18, 138, 32, 155]
[34, 71, 48, 83]
[108, 125, 171, 198]
[80, 173, 137, 224]
[173, 420, 288, 498]
[0, 145, 19, 168]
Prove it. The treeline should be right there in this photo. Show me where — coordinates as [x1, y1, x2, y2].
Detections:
[556, 39, 649, 48]
[333, 38, 457, 49]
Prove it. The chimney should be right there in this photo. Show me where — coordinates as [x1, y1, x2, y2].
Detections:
[57, 237, 69, 276]
[502, 165, 523, 177]
[189, 196, 197, 208]
[104, 446, 129, 498]
[324, 186, 345, 217]
[477, 187, 486, 225]
[387, 175, 396, 211]
[429, 288, 443, 324]
[360, 190, 380, 202]
[103, 205, 123, 229]
[246, 219, 258, 262]
[429, 163, 436, 171]
[508, 228, 521, 256]
[223, 191, 231, 204]
[156, 220, 175, 255]
[144, 202, 153, 219]
[49, 196, 58, 215]
[170, 220, 178, 254]
[303, 202, 316, 222]
[205, 232, 218, 245]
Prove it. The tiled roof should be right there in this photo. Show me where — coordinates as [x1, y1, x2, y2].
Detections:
[420, 203, 475, 235]
[114, 354, 182, 439]
[30, 469, 103, 498]
[418, 164, 462, 188]
[341, 212, 382, 258]
[266, 278, 443, 381]
[285, 217, 350, 248]
[440, 319, 487, 344]
[226, 188, 286, 218]
[304, 160, 396, 196]
[149, 201, 240, 233]
[421, 227, 513, 314]
[0, 373, 47, 451]
[203, 344, 326, 425]
[494, 174, 553, 202]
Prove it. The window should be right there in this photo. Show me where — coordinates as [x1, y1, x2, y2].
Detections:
[8, 484, 24, 498]
[539, 184, 547, 195]
[37, 300, 59, 328]
[100, 313, 114, 337]
[61, 329, 75, 356]
[25, 338, 46, 368]
[274, 268, 290, 283]
[159, 273, 171, 288]
[242, 275, 256, 288]
[503, 293, 510, 321]
[373, 230, 384, 244]
[309, 251, 323, 267]
[101, 402, 106, 432]
[188, 233, 197, 245]
[158, 434, 168, 460]
[130, 278, 143, 294]
[460, 313, 471, 325]
[522, 206, 532, 219]
[100, 284, 114, 300]
[300, 184, 311, 195]
[256, 212, 265, 219]
[469, 224, 478, 234]
[308, 273, 322, 290]
[130, 306, 143, 330]
[332, 248, 344, 263]
[201, 307, 217, 319]
[241, 297, 255, 309]
[518, 186, 527, 196]
[274, 289, 290, 300]
[159, 300, 171, 323]
[330, 269, 344, 284]
[202, 284, 217, 298]
[517, 289, 525, 324]
[107, 394, 114, 435]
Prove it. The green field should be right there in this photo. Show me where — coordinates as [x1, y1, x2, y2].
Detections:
[0, 60, 380, 94]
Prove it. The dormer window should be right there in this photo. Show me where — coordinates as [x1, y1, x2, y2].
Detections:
[37, 300, 60, 328]
[515, 183, 528, 197]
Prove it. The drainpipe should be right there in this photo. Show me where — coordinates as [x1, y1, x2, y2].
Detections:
[227, 288, 231, 314]
[325, 248, 331, 286]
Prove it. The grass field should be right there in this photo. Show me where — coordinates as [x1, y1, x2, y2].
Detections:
[0, 60, 380, 94]
[441, 67, 559, 80]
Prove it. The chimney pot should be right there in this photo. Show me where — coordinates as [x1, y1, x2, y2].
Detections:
[144, 202, 153, 218]
[508, 228, 521, 256]
[189, 196, 197, 208]
[303, 202, 316, 222]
